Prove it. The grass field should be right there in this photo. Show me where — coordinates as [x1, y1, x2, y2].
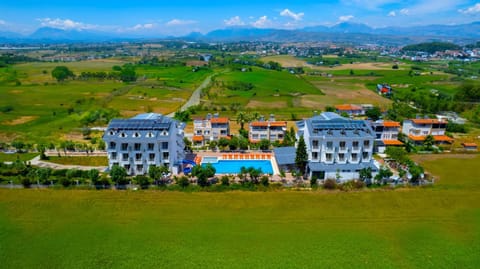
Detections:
[0, 152, 39, 162]
[0, 155, 479, 268]
[47, 156, 108, 166]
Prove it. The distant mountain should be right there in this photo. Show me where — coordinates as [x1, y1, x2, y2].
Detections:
[28, 27, 116, 41]
[0, 21, 479, 45]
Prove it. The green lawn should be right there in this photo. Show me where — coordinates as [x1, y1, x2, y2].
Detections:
[47, 156, 108, 166]
[0, 152, 38, 162]
[0, 155, 479, 268]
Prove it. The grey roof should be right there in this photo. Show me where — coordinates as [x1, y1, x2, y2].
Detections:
[273, 146, 296, 165]
[107, 113, 178, 131]
[302, 112, 374, 138]
[308, 160, 378, 172]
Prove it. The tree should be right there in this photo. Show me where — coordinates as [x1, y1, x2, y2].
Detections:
[248, 167, 262, 184]
[375, 166, 393, 184]
[236, 111, 249, 130]
[365, 106, 382, 121]
[183, 137, 192, 152]
[208, 140, 217, 151]
[295, 135, 308, 175]
[135, 175, 151, 189]
[175, 176, 190, 188]
[220, 175, 230, 186]
[385, 147, 408, 164]
[88, 169, 99, 184]
[359, 167, 373, 185]
[119, 65, 137, 82]
[110, 165, 128, 185]
[423, 135, 435, 151]
[192, 164, 216, 187]
[260, 175, 269, 187]
[218, 137, 230, 150]
[259, 139, 271, 150]
[51, 66, 74, 82]
[11, 140, 25, 152]
[408, 164, 424, 183]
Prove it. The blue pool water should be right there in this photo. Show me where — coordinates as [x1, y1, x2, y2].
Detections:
[202, 160, 273, 174]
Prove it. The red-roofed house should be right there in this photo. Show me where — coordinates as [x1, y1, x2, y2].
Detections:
[249, 114, 287, 143]
[402, 118, 453, 145]
[193, 113, 230, 145]
[335, 104, 365, 116]
[372, 120, 403, 153]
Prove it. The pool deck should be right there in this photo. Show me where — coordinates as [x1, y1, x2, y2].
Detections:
[195, 151, 280, 175]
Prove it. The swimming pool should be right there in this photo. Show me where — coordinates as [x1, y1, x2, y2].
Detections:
[202, 160, 273, 174]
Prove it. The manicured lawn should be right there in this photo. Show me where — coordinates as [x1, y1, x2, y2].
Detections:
[0, 152, 38, 162]
[47, 156, 108, 166]
[0, 155, 479, 268]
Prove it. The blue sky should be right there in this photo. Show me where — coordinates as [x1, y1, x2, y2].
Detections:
[1, 1, 480, 35]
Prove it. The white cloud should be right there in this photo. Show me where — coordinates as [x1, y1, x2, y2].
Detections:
[459, 3, 480, 14]
[388, 11, 396, 17]
[339, 15, 354, 22]
[224, 16, 245, 26]
[252, 16, 271, 28]
[0, 20, 5, 25]
[38, 18, 97, 30]
[280, 9, 304, 21]
[400, 8, 410, 15]
[166, 19, 196, 26]
[130, 23, 155, 31]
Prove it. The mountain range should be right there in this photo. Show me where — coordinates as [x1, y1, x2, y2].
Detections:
[1, 22, 480, 45]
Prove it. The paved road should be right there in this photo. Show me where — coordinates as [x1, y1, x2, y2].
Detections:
[166, 73, 215, 117]
[29, 155, 108, 171]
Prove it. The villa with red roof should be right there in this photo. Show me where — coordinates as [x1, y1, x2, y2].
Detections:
[249, 114, 287, 143]
[335, 104, 365, 116]
[371, 120, 403, 153]
[193, 113, 230, 146]
[402, 118, 453, 145]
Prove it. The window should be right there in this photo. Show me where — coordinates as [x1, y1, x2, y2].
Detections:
[312, 140, 319, 149]
[352, 141, 359, 150]
[326, 153, 333, 162]
[111, 152, 117, 160]
[312, 152, 318, 160]
[339, 141, 346, 150]
[149, 153, 155, 161]
[135, 153, 142, 161]
[252, 134, 259, 139]
[136, 165, 143, 172]
[146, 132, 154, 138]
[147, 143, 154, 151]
[326, 141, 333, 150]
[120, 132, 127, 138]
[109, 142, 116, 149]
[134, 143, 141, 151]
[161, 142, 169, 150]
[121, 143, 128, 151]
[362, 152, 369, 160]
[133, 132, 141, 138]
[363, 140, 370, 147]
[338, 153, 345, 162]
[124, 164, 130, 171]
[109, 131, 115, 136]
[351, 153, 358, 162]
[122, 153, 129, 161]
[163, 152, 169, 160]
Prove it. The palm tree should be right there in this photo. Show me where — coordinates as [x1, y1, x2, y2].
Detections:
[236, 111, 249, 130]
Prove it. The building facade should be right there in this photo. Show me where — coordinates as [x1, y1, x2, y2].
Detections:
[193, 113, 230, 146]
[372, 120, 403, 153]
[249, 115, 287, 143]
[296, 112, 378, 181]
[103, 113, 185, 176]
[402, 118, 453, 145]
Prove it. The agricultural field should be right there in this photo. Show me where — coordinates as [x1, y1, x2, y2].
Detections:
[0, 60, 212, 142]
[0, 155, 479, 268]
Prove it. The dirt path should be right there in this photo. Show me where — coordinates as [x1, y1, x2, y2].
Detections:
[29, 155, 108, 171]
[166, 73, 215, 117]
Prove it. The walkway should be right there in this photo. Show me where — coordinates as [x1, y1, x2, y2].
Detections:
[166, 73, 216, 117]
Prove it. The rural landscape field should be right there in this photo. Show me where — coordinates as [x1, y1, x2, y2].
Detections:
[1, 154, 479, 268]
[2, 1, 480, 268]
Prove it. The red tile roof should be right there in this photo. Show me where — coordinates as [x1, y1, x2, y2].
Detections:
[462, 143, 477, 147]
[382, 140, 404, 146]
[192, 135, 203, 142]
[210, 117, 229, 124]
[251, 122, 269, 127]
[410, 119, 446, 124]
[433, 135, 454, 142]
[269, 121, 287, 127]
[382, 121, 400, 127]
[335, 104, 363, 111]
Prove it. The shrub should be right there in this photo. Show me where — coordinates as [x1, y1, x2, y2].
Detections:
[323, 179, 337, 190]
[310, 177, 318, 187]
[220, 175, 230, 186]
[260, 175, 269, 187]
[20, 176, 32, 188]
[175, 176, 190, 188]
[135, 175, 151, 189]
[59, 177, 72, 187]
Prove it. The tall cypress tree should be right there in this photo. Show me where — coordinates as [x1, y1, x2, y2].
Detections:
[295, 135, 308, 175]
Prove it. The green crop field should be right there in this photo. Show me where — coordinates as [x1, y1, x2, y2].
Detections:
[0, 60, 212, 142]
[1, 155, 479, 268]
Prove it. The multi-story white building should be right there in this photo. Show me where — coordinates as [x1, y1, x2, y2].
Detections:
[249, 114, 287, 143]
[372, 120, 403, 153]
[103, 113, 185, 175]
[296, 112, 378, 181]
[193, 113, 230, 146]
[402, 118, 453, 145]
